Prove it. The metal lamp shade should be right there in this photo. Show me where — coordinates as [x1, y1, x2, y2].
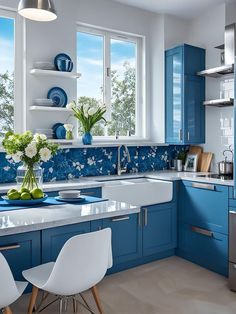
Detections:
[18, 0, 57, 22]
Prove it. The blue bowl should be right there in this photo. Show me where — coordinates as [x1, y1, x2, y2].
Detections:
[57, 59, 73, 72]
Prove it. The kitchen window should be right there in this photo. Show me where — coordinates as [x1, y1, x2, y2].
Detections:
[77, 25, 145, 140]
[0, 10, 15, 141]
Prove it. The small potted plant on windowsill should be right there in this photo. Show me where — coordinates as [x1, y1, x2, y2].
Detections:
[67, 101, 107, 145]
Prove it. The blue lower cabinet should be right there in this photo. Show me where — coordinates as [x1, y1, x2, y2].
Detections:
[0, 231, 41, 291]
[47, 187, 102, 198]
[143, 203, 177, 256]
[179, 181, 228, 234]
[177, 223, 228, 276]
[91, 214, 142, 271]
[41, 222, 90, 263]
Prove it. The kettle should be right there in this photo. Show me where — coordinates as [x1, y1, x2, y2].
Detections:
[218, 147, 233, 176]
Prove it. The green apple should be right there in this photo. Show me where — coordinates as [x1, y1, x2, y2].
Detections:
[20, 192, 31, 200]
[31, 188, 44, 199]
[8, 191, 20, 200]
[19, 187, 30, 195]
[7, 188, 18, 196]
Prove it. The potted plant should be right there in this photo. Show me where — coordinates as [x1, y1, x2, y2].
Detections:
[176, 151, 186, 172]
[3, 131, 58, 191]
[67, 101, 107, 145]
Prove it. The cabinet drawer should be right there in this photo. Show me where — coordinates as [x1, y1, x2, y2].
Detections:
[179, 181, 228, 234]
[178, 223, 228, 276]
[42, 222, 90, 263]
[0, 231, 41, 291]
[47, 187, 102, 198]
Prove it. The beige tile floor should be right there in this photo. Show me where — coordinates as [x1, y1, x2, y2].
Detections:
[11, 256, 236, 314]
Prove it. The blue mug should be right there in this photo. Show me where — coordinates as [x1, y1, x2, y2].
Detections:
[57, 59, 73, 72]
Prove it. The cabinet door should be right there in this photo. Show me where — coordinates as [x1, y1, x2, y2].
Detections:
[179, 181, 228, 234]
[93, 214, 142, 267]
[184, 75, 205, 144]
[178, 223, 228, 276]
[165, 46, 184, 144]
[0, 231, 41, 291]
[142, 203, 177, 256]
[42, 222, 90, 263]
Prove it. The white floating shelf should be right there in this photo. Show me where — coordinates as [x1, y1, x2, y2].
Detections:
[30, 69, 82, 79]
[30, 106, 73, 112]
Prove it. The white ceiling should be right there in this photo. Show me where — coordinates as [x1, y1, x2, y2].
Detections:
[110, 0, 229, 19]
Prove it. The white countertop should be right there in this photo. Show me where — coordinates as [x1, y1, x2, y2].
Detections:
[0, 200, 140, 236]
[88, 170, 234, 187]
[0, 179, 104, 195]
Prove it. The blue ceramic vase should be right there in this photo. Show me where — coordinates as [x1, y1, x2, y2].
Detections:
[82, 132, 93, 145]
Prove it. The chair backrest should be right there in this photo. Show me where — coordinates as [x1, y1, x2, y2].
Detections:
[43, 228, 112, 296]
[0, 252, 20, 308]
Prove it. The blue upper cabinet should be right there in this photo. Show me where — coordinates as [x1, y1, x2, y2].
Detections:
[165, 44, 205, 144]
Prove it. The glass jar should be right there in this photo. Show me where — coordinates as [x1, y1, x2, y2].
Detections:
[16, 164, 43, 190]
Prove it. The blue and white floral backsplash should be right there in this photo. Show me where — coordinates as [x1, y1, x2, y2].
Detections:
[0, 145, 186, 184]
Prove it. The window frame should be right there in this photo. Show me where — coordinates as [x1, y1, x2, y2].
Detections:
[77, 24, 146, 142]
[0, 7, 24, 140]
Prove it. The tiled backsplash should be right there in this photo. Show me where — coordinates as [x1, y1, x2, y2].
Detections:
[0, 145, 186, 184]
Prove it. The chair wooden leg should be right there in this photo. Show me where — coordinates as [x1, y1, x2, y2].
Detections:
[4, 307, 12, 314]
[91, 286, 103, 314]
[28, 286, 39, 314]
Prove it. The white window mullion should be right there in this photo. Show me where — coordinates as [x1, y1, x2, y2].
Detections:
[103, 32, 111, 136]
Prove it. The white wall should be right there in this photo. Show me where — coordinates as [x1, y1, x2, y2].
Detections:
[0, 0, 165, 142]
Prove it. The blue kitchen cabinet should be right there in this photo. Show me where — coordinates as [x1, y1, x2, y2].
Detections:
[178, 223, 228, 276]
[177, 180, 229, 276]
[178, 180, 228, 234]
[41, 222, 90, 263]
[142, 202, 177, 256]
[0, 231, 41, 291]
[91, 213, 142, 271]
[47, 187, 102, 198]
[165, 44, 205, 144]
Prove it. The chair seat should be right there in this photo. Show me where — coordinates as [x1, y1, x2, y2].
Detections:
[22, 262, 55, 289]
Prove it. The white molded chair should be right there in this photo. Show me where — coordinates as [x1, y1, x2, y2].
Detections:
[23, 228, 112, 314]
[0, 252, 28, 314]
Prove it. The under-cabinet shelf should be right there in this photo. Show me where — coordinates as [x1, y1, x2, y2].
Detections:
[30, 69, 82, 79]
[30, 106, 73, 112]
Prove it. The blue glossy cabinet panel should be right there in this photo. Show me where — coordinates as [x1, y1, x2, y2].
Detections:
[178, 223, 228, 276]
[47, 187, 102, 198]
[0, 231, 41, 291]
[178, 181, 228, 234]
[91, 214, 142, 266]
[165, 46, 183, 144]
[42, 222, 90, 263]
[143, 203, 177, 256]
[165, 44, 205, 144]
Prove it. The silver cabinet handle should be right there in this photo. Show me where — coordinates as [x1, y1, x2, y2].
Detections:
[143, 208, 148, 226]
[179, 129, 183, 141]
[191, 182, 215, 191]
[187, 131, 190, 141]
[191, 226, 213, 238]
[0, 244, 20, 251]
[111, 216, 130, 222]
[138, 212, 141, 226]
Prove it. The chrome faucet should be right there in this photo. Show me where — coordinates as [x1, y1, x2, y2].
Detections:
[117, 145, 131, 176]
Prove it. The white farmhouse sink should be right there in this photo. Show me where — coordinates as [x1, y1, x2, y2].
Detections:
[102, 178, 173, 206]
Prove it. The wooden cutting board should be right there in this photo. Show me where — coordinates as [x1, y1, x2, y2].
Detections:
[189, 146, 203, 171]
[199, 152, 213, 172]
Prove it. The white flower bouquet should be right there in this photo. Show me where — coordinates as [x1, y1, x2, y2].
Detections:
[3, 131, 58, 190]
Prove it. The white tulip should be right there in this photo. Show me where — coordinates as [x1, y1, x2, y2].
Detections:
[25, 143, 37, 159]
[39, 147, 52, 162]
[83, 104, 90, 114]
[64, 124, 74, 131]
[66, 102, 76, 110]
[88, 107, 97, 116]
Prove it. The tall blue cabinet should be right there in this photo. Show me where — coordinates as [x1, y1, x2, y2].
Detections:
[165, 44, 206, 144]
